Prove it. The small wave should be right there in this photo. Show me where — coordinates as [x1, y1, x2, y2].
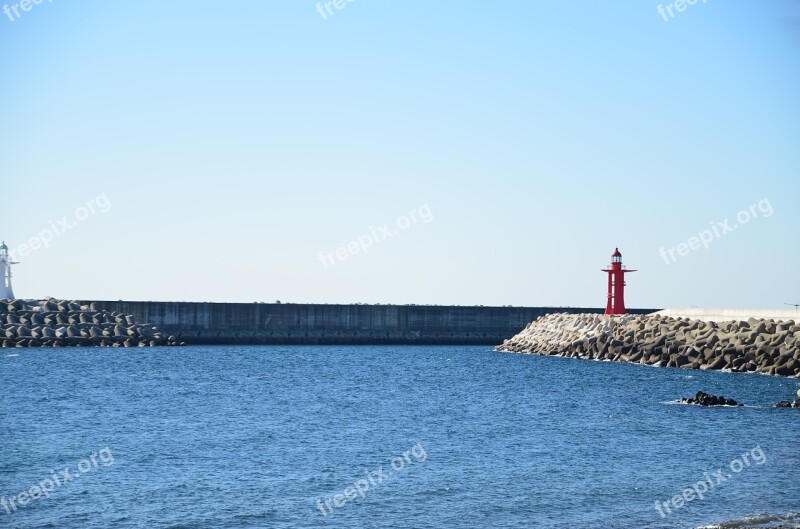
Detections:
[662, 400, 752, 408]
[695, 512, 800, 529]
[425, 484, 455, 496]
[5, 353, 19, 357]
[233, 510, 277, 520]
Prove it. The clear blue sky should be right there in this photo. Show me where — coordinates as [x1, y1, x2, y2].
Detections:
[1, 1, 798, 308]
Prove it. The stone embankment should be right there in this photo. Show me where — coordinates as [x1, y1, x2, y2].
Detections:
[497, 313, 800, 378]
[1, 299, 179, 347]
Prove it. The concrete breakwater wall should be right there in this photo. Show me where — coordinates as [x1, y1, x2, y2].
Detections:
[79, 301, 657, 345]
[1, 299, 178, 347]
[497, 313, 800, 378]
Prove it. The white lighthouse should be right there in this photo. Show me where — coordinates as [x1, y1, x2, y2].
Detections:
[1, 241, 17, 300]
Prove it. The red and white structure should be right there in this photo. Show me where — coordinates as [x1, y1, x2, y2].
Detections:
[602, 248, 635, 315]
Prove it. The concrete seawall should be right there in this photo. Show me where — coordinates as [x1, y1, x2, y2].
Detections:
[78, 301, 659, 345]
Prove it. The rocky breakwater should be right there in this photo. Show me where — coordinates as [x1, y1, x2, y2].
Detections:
[1, 299, 180, 347]
[496, 313, 800, 378]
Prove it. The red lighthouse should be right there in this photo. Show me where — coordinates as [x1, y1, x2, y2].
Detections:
[602, 248, 636, 315]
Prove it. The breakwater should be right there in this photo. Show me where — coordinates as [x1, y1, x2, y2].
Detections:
[1, 299, 178, 347]
[78, 301, 657, 345]
[497, 313, 800, 378]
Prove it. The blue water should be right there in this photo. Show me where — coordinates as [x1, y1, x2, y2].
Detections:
[1, 345, 798, 528]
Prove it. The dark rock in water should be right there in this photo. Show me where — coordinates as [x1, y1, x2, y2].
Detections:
[775, 399, 800, 408]
[679, 391, 742, 407]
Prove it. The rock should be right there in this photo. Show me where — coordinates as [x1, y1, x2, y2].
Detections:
[0, 299, 179, 348]
[496, 312, 798, 379]
[679, 391, 742, 407]
[708, 356, 726, 370]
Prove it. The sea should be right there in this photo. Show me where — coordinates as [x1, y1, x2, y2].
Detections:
[1, 345, 798, 529]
